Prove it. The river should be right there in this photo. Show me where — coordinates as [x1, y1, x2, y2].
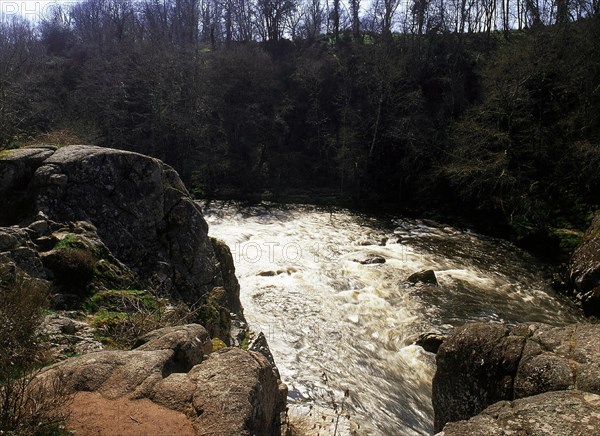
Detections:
[202, 201, 583, 435]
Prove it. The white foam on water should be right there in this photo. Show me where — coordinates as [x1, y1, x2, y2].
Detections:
[203, 201, 583, 435]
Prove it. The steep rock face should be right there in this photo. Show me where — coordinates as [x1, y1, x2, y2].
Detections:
[0, 145, 239, 307]
[432, 322, 600, 432]
[210, 237, 242, 316]
[438, 390, 600, 436]
[32, 145, 219, 302]
[570, 214, 600, 316]
[0, 146, 55, 225]
[38, 325, 287, 435]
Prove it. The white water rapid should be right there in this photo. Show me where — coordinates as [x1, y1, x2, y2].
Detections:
[203, 201, 583, 435]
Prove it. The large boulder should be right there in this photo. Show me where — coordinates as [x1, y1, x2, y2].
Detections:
[432, 322, 600, 432]
[0, 145, 240, 308]
[185, 347, 287, 435]
[38, 324, 212, 398]
[38, 324, 287, 435]
[570, 214, 600, 317]
[438, 390, 600, 436]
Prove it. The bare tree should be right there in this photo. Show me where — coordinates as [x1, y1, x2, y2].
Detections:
[332, 0, 340, 41]
[256, 0, 296, 41]
[199, 0, 220, 46]
[0, 18, 40, 146]
[231, 0, 254, 41]
[350, 0, 361, 38]
[368, 0, 401, 37]
[302, 0, 325, 41]
[412, 0, 430, 34]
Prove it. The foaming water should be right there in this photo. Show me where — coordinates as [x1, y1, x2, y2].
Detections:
[202, 201, 583, 435]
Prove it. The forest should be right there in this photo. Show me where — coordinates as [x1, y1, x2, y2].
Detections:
[1, 0, 599, 258]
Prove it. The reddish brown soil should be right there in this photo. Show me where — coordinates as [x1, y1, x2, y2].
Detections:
[67, 391, 196, 435]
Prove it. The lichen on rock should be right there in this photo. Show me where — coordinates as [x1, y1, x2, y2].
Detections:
[432, 322, 600, 433]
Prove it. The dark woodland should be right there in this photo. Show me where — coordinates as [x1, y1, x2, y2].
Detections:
[1, 0, 599, 256]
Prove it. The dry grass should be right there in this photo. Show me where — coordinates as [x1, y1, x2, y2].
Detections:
[87, 289, 205, 349]
[1, 368, 72, 435]
[0, 275, 71, 434]
[21, 129, 89, 148]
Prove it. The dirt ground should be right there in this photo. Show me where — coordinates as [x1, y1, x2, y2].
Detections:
[67, 391, 196, 435]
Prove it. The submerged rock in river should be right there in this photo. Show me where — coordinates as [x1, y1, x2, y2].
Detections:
[406, 269, 438, 285]
[352, 253, 386, 264]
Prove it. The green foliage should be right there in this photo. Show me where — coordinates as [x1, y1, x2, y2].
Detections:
[90, 309, 127, 331]
[552, 228, 584, 253]
[83, 289, 200, 348]
[92, 259, 136, 289]
[443, 22, 600, 243]
[240, 330, 252, 351]
[191, 287, 233, 344]
[53, 235, 81, 251]
[211, 338, 227, 351]
[83, 289, 158, 313]
[0, 149, 16, 159]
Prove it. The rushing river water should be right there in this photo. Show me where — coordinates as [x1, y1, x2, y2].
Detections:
[202, 201, 583, 435]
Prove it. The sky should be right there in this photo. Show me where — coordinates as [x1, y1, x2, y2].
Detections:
[1, 0, 376, 25]
[0, 1, 82, 22]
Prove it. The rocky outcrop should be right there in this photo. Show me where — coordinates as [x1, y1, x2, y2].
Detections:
[38, 324, 212, 397]
[0, 146, 55, 225]
[38, 324, 287, 435]
[0, 145, 239, 306]
[188, 347, 287, 435]
[40, 312, 103, 359]
[570, 213, 600, 317]
[438, 390, 600, 435]
[0, 219, 134, 303]
[210, 237, 242, 316]
[2, 146, 287, 434]
[432, 322, 600, 432]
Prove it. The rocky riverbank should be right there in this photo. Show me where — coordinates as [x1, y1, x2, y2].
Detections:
[431, 213, 600, 435]
[0, 145, 287, 435]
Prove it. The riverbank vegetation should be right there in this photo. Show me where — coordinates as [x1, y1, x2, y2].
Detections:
[1, 0, 598, 258]
[0, 275, 71, 435]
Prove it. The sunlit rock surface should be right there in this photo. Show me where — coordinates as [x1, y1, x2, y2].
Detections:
[437, 390, 600, 436]
[433, 322, 600, 432]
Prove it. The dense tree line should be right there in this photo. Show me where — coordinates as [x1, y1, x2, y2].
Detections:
[0, 0, 599, 255]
